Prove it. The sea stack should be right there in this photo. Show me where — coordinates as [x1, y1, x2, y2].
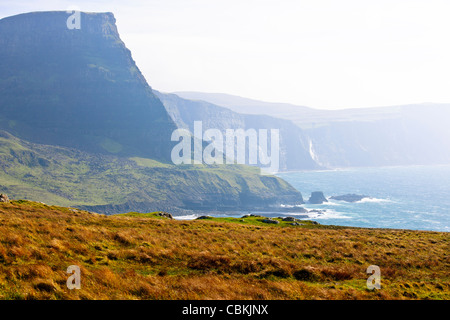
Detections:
[308, 191, 328, 204]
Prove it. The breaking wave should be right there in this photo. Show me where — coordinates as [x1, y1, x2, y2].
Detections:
[173, 214, 198, 220]
[307, 209, 351, 220]
[357, 197, 393, 203]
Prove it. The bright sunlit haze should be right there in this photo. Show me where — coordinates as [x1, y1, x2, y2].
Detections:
[1, 0, 450, 109]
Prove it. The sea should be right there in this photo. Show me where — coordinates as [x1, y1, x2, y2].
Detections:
[175, 165, 450, 232]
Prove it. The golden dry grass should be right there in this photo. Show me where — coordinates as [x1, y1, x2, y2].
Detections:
[0, 200, 449, 300]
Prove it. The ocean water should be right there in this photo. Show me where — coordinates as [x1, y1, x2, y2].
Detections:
[277, 165, 450, 232]
[174, 165, 450, 232]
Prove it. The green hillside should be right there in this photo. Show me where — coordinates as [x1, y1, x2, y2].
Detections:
[0, 131, 302, 214]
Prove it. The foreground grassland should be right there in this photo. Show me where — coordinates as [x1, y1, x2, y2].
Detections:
[0, 201, 449, 300]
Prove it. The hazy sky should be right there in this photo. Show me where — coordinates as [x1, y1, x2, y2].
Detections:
[1, 0, 450, 109]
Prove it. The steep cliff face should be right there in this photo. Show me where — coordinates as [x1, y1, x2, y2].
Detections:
[0, 11, 177, 161]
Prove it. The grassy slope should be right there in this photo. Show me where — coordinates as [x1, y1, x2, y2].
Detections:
[0, 200, 448, 300]
[0, 131, 299, 212]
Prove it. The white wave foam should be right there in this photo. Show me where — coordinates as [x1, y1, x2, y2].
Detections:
[287, 209, 351, 220]
[312, 209, 352, 220]
[280, 204, 305, 208]
[284, 212, 311, 216]
[357, 197, 392, 203]
[324, 199, 343, 206]
[173, 214, 198, 220]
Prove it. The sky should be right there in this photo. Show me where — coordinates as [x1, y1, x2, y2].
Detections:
[1, 0, 450, 109]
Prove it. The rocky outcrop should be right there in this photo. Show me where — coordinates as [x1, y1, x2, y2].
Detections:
[330, 194, 369, 202]
[156, 212, 173, 219]
[0, 194, 10, 203]
[282, 216, 298, 222]
[262, 218, 280, 224]
[308, 191, 328, 204]
[196, 215, 213, 220]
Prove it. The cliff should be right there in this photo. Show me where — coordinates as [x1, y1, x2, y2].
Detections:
[174, 93, 450, 169]
[0, 11, 177, 161]
[156, 91, 320, 171]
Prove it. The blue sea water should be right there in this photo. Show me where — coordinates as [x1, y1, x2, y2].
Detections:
[277, 165, 450, 232]
[174, 165, 450, 232]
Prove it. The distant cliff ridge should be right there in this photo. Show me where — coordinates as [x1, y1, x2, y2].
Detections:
[174, 93, 450, 169]
[156, 91, 321, 171]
